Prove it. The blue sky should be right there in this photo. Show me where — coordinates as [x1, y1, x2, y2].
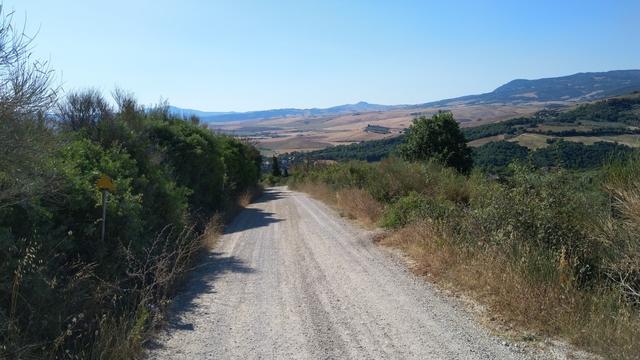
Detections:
[5, 0, 639, 111]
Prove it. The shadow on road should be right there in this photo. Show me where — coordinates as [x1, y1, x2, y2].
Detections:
[147, 188, 285, 352]
[146, 251, 254, 349]
[223, 207, 282, 234]
[222, 189, 285, 234]
[249, 187, 287, 204]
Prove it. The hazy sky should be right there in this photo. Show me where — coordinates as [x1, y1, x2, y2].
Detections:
[4, 0, 639, 111]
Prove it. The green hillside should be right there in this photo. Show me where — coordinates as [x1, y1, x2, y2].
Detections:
[285, 93, 640, 171]
[465, 92, 640, 147]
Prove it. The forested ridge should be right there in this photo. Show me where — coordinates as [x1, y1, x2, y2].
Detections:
[463, 93, 640, 141]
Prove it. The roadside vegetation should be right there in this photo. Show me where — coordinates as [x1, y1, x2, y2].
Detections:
[261, 154, 291, 187]
[0, 11, 261, 359]
[289, 112, 640, 359]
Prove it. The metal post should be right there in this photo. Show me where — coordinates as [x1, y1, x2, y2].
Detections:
[101, 189, 108, 242]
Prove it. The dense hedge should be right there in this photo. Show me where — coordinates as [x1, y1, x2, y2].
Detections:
[0, 95, 261, 358]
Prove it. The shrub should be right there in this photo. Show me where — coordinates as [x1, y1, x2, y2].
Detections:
[335, 188, 383, 226]
[382, 192, 455, 229]
[150, 119, 225, 215]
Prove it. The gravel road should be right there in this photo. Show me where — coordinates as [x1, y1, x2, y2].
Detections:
[147, 187, 554, 359]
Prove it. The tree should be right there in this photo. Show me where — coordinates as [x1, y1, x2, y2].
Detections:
[271, 155, 281, 177]
[399, 111, 473, 173]
[58, 88, 113, 133]
[0, 7, 58, 208]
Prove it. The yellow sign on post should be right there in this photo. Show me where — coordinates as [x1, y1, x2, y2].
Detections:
[96, 175, 115, 242]
[96, 175, 116, 193]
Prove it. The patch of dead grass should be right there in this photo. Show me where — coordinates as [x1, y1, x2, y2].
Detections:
[379, 221, 640, 359]
[335, 188, 383, 227]
[290, 182, 338, 206]
[292, 183, 384, 228]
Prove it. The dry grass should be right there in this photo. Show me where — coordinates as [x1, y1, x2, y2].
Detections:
[468, 134, 506, 147]
[508, 133, 554, 149]
[335, 188, 383, 227]
[237, 191, 254, 208]
[376, 221, 459, 278]
[290, 182, 338, 205]
[378, 221, 640, 359]
[603, 183, 640, 306]
[291, 183, 383, 228]
[201, 214, 224, 250]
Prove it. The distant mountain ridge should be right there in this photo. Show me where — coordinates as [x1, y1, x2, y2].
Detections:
[418, 70, 640, 107]
[168, 106, 233, 119]
[171, 70, 640, 122]
[170, 101, 399, 123]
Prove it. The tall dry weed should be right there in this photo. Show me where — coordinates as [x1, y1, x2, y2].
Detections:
[603, 182, 640, 306]
[290, 182, 337, 205]
[378, 218, 640, 358]
[335, 188, 384, 226]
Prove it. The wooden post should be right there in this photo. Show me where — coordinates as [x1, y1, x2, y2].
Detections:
[101, 189, 108, 242]
[96, 175, 115, 242]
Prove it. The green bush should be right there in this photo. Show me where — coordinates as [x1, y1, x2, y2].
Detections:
[466, 165, 606, 284]
[381, 192, 455, 229]
[1, 92, 261, 358]
[150, 119, 225, 214]
[399, 112, 473, 173]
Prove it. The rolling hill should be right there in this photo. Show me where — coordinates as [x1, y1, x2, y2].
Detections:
[174, 70, 640, 122]
[282, 92, 640, 170]
[170, 101, 398, 122]
[174, 70, 640, 154]
[418, 70, 640, 107]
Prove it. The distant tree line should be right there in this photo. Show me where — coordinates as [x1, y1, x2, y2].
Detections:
[284, 136, 405, 163]
[473, 140, 634, 173]
[463, 95, 640, 141]
[528, 127, 640, 137]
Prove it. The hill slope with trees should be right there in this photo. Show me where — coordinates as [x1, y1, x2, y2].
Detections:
[284, 93, 640, 172]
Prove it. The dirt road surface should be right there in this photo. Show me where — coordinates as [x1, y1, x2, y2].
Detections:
[147, 187, 557, 359]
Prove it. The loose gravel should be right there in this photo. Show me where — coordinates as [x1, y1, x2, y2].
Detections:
[147, 187, 569, 360]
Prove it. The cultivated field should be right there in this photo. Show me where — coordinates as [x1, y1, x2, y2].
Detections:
[210, 103, 546, 153]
